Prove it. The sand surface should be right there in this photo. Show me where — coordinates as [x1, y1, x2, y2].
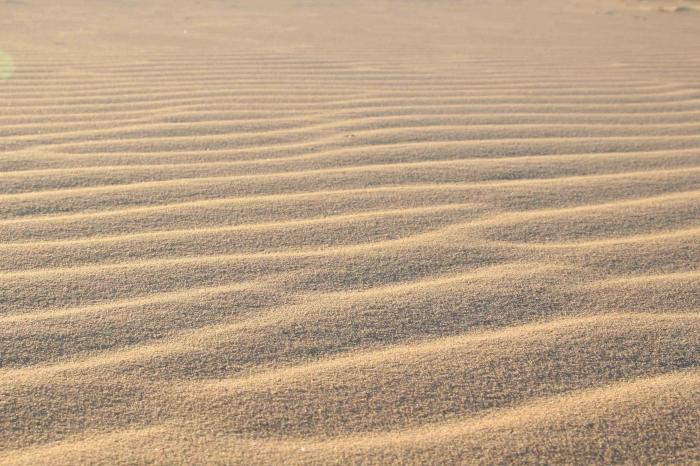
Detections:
[1, 0, 699, 464]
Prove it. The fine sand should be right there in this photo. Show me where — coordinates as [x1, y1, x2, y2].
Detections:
[1, 0, 699, 464]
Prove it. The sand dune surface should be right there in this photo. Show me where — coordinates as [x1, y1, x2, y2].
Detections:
[0, 0, 699, 464]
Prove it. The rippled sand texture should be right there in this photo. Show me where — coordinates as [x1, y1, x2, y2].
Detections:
[1, 0, 699, 464]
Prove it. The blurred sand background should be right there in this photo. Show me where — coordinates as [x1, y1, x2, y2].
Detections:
[0, 0, 699, 464]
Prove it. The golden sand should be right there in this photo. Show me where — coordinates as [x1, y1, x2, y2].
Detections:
[0, 0, 698, 464]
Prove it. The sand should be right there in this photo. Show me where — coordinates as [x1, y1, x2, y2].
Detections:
[0, 0, 699, 464]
